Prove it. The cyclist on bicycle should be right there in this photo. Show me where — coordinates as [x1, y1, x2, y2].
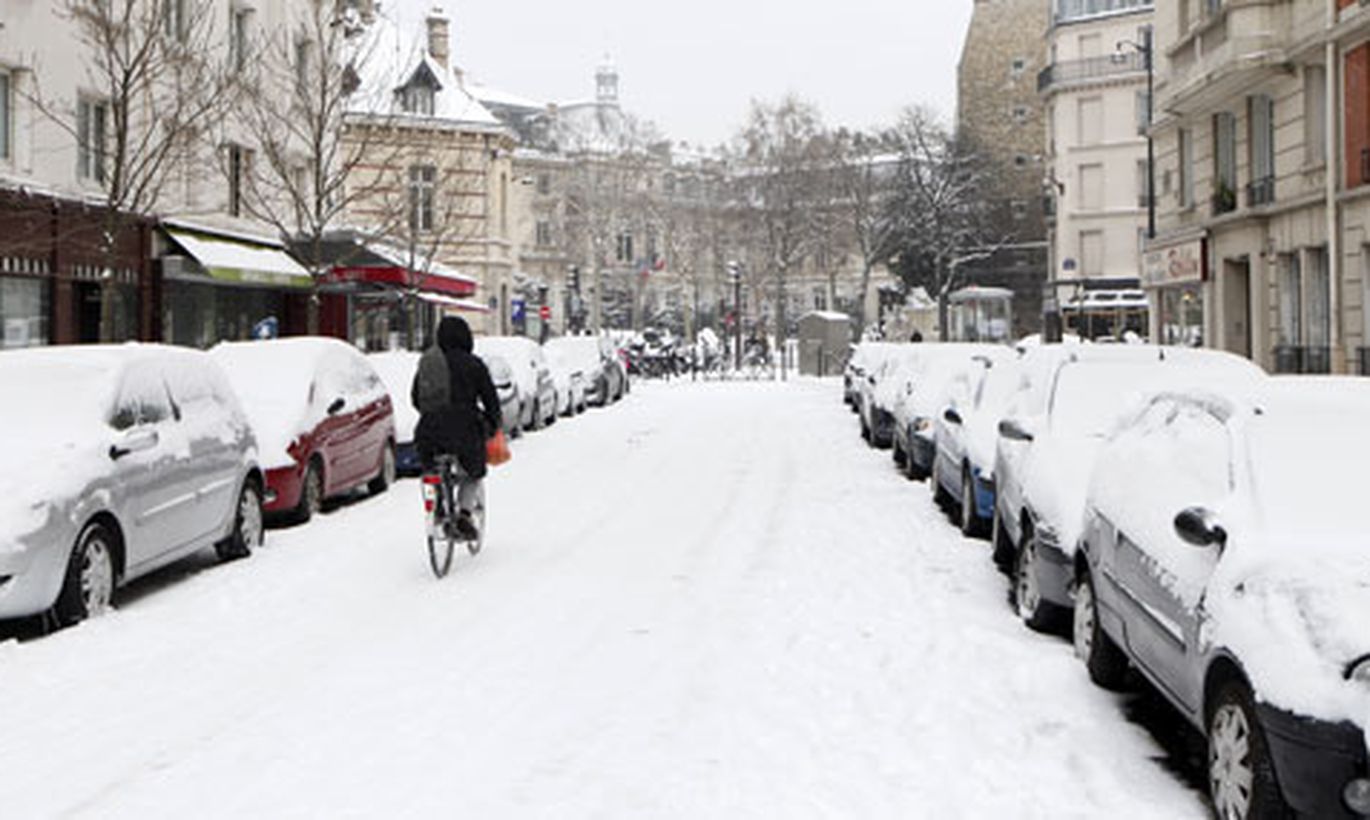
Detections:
[412, 316, 502, 540]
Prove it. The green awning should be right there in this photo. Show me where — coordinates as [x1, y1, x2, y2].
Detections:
[166, 229, 314, 290]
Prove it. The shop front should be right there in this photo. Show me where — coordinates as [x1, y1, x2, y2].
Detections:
[1143, 236, 1207, 348]
[308, 236, 482, 351]
[160, 225, 313, 348]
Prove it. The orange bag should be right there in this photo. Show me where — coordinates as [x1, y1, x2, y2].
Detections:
[486, 429, 512, 467]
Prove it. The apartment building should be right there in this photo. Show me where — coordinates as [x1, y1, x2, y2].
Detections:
[1147, 0, 1370, 372]
[1040, 0, 1155, 339]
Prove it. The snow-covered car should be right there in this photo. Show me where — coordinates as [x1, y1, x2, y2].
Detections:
[477, 352, 524, 439]
[545, 336, 621, 407]
[475, 336, 557, 430]
[0, 345, 264, 625]
[543, 342, 588, 416]
[992, 345, 1265, 632]
[929, 346, 1020, 535]
[367, 351, 423, 474]
[1074, 377, 1370, 820]
[889, 343, 1005, 480]
[212, 337, 396, 523]
[844, 341, 901, 412]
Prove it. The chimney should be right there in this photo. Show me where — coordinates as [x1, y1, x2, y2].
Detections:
[426, 7, 449, 70]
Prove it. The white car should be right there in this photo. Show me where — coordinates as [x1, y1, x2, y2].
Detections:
[888, 343, 1005, 480]
[545, 336, 618, 407]
[993, 345, 1265, 632]
[475, 336, 557, 431]
[543, 342, 589, 416]
[367, 351, 424, 474]
[1076, 377, 1370, 820]
[929, 346, 1020, 535]
[0, 345, 263, 626]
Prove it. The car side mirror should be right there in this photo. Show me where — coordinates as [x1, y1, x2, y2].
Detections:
[944, 408, 963, 425]
[1174, 507, 1227, 550]
[327, 397, 346, 416]
[998, 418, 1034, 442]
[110, 428, 159, 460]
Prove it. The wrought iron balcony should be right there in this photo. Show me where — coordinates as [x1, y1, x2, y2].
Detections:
[1247, 176, 1275, 208]
[1038, 51, 1146, 93]
[1274, 345, 1331, 375]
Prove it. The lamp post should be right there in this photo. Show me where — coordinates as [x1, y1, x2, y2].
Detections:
[1119, 27, 1156, 239]
[727, 260, 743, 371]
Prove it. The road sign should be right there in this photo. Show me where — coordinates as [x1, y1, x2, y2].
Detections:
[511, 298, 526, 323]
[539, 304, 551, 321]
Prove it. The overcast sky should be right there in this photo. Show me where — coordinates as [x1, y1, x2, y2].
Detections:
[390, 0, 972, 148]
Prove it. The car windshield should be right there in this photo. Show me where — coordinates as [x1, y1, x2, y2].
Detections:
[0, 357, 115, 432]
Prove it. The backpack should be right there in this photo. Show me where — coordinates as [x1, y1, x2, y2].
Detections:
[414, 346, 451, 414]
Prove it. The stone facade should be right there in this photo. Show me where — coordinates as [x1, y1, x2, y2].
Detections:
[957, 0, 1051, 338]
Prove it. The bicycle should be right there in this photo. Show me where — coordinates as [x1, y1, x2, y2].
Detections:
[420, 455, 486, 578]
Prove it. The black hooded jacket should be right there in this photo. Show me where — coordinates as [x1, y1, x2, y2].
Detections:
[412, 316, 503, 478]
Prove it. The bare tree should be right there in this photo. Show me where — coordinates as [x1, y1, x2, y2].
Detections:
[828, 128, 900, 336]
[884, 106, 1005, 341]
[234, 0, 398, 326]
[732, 96, 826, 361]
[28, 0, 234, 340]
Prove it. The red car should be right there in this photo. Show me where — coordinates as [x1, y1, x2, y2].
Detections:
[212, 337, 397, 522]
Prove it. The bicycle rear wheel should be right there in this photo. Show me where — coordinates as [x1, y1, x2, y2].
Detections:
[428, 533, 454, 577]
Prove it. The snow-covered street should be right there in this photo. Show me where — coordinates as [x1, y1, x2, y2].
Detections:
[2, 379, 1207, 818]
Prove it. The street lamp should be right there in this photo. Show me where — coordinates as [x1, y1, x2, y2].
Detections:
[1119, 26, 1155, 239]
[727, 260, 743, 371]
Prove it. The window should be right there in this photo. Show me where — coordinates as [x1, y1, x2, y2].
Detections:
[1011, 200, 1028, 221]
[1077, 32, 1103, 59]
[1213, 111, 1237, 211]
[536, 173, 550, 195]
[616, 232, 633, 263]
[1179, 128, 1195, 207]
[1248, 95, 1275, 203]
[77, 99, 108, 183]
[1307, 247, 1330, 349]
[0, 70, 9, 161]
[402, 83, 434, 115]
[499, 172, 508, 236]
[1136, 159, 1150, 209]
[1305, 65, 1327, 165]
[408, 164, 436, 232]
[535, 220, 552, 247]
[1277, 253, 1302, 346]
[231, 8, 251, 73]
[1011, 58, 1027, 77]
[1077, 96, 1102, 145]
[1079, 163, 1104, 210]
[228, 144, 252, 217]
[1135, 90, 1151, 136]
[1014, 154, 1030, 168]
[1080, 230, 1104, 277]
[163, 0, 187, 42]
[663, 174, 676, 194]
[294, 38, 311, 94]
[1012, 106, 1029, 125]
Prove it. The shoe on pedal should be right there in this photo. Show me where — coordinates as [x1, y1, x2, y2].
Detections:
[454, 510, 479, 541]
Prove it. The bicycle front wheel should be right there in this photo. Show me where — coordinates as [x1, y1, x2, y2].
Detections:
[428, 534, 455, 578]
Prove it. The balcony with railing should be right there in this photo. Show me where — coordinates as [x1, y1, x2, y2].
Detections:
[1161, 1, 1292, 116]
[1038, 51, 1146, 94]
[1274, 345, 1331, 375]
[1211, 185, 1237, 217]
[1247, 176, 1275, 208]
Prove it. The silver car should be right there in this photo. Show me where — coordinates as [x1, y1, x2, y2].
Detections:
[0, 345, 264, 626]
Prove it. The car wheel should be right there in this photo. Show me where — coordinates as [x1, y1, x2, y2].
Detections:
[295, 459, 324, 523]
[55, 521, 117, 625]
[892, 438, 906, 467]
[991, 507, 1015, 572]
[860, 417, 871, 443]
[1014, 531, 1063, 633]
[368, 443, 396, 495]
[959, 467, 981, 537]
[1208, 679, 1290, 820]
[217, 480, 263, 561]
[1073, 570, 1128, 690]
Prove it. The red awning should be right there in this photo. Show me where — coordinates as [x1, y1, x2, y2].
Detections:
[324, 243, 478, 298]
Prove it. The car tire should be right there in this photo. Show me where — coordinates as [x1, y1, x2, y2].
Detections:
[1014, 530, 1065, 633]
[1073, 569, 1128, 690]
[892, 438, 906, 467]
[1207, 679, 1291, 820]
[295, 459, 324, 524]
[368, 443, 396, 495]
[959, 466, 981, 537]
[54, 521, 117, 626]
[991, 506, 1015, 572]
[217, 480, 263, 561]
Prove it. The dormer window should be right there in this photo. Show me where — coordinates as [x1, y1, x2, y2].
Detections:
[402, 81, 435, 115]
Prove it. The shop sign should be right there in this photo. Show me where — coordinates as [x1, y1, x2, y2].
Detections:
[1142, 238, 1206, 287]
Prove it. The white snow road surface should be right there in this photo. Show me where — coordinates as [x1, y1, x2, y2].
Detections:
[0, 380, 1203, 819]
